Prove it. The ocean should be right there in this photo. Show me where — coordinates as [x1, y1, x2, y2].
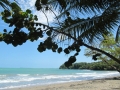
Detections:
[0, 68, 119, 89]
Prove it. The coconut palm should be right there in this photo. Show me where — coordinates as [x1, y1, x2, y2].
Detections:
[47, 0, 120, 43]
[35, 0, 120, 47]
[34, 0, 120, 65]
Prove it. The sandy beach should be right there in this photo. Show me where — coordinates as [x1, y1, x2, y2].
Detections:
[9, 77, 120, 90]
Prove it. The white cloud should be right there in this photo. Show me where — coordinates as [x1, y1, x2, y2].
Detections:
[18, 0, 35, 10]
[18, 0, 56, 25]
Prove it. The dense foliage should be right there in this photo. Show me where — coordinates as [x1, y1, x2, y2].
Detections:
[84, 34, 120, 71]
[59, 60, 120, 71]
[85, 34, 120, 60]
[0, 0, 120, 69]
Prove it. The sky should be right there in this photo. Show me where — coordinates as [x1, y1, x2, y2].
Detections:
[0, 0, 93, 68]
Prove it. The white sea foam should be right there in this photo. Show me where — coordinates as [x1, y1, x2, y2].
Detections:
[0, 77, 41, 83]
[0, 75, 6, 77]
[0, 72, 119, 84]
[0, 80, 19, 83]
[17, 74, 30, 76]
[0, 84, 31, 90]
[40, 75, 81, 80]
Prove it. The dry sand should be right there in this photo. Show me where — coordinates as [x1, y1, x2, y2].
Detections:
[8, 77, 120, 90]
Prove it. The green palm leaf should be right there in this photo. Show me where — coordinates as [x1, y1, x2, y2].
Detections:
[49, 0, 120, 44]
[115, 26, 120, 42]
[0, 0, 10, 10]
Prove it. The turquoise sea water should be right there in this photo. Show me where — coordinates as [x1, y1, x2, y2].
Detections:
[0, 68, 119, 89]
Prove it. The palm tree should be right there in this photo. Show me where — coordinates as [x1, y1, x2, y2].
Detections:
[48, 0, 120, 42]
[34, 0, 120, 65]
[0, 0, 19, 10]
[0, 0, 11, 10]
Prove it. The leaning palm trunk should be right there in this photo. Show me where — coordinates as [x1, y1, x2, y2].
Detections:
[83, 43, 120, 64]
[100, 57, 120, 72]
[50, 25, 120, 65]
[47, 0, 120, 64]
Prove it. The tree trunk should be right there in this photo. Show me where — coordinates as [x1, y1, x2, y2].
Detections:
[82, 43, 120, 64]
[101, 57, 120, 73]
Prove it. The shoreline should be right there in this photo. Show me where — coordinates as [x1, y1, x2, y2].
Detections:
[8, 76, 120, 90]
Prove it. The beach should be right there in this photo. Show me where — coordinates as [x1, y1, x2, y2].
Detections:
[9, 77, 120, 90]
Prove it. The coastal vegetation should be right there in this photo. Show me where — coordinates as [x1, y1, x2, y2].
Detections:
[0, 0, 120, 71]
[59, 60, 120, 70]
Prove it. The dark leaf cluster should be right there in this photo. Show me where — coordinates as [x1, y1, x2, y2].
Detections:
[37, 37, 59, 52]
[92, 53, 101, 61]
[35, 0, 49, 11]
[0, 7, 51, 47]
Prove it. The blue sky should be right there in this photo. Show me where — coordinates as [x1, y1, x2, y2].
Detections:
[0, 0, 93, 68]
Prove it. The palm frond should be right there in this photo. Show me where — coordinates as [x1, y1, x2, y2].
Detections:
[51, 0, 120, 44]
[0, 0, 19, 11]
[115, 25, 120, 42]
[0, 0, 10, 10]
[48, 0, 119, 19]
[79, 5, 120, 43]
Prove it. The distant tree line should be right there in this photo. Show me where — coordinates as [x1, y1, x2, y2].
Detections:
[59, 60, 120, 71]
